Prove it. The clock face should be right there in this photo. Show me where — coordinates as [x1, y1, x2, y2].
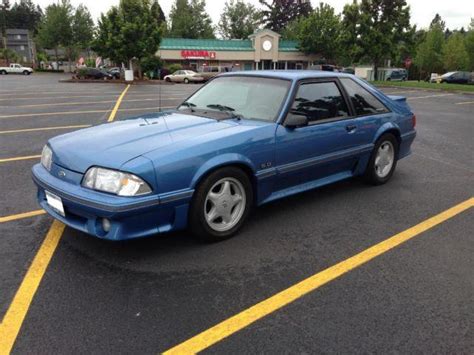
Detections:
[262, 40, 272, 51]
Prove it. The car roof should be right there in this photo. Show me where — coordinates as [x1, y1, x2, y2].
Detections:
[218, 70, 354, 81]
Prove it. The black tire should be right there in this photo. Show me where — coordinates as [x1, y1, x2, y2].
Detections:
[364, 133, 399, 185]
[184, 78, 189, 84]
[165, 77, 171, 82]
[0, 70, 7, 75]
[23, 70, 30, 75]
[189, 167, 253, 242]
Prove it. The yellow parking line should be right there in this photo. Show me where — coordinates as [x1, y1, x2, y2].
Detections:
[0, 85, 132, 355]
[0, 220, 65, 354]
[109, 84, 130, 122]
[0, 125, 90, 135]
[164, 197, 474, 355]
[455, 101, 474, 105]
[0, 155, 41, 163]
[0, 210, 46, 223]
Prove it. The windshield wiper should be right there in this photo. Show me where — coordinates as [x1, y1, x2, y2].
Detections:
[179, 101, 196, 112]
[206, 104, 242, 119]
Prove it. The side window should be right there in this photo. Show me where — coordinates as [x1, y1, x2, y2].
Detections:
[288, 81, 349, 123]
[340, 78, 389, 116]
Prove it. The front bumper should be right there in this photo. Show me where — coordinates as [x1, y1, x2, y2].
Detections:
[32, 164, 194, 240]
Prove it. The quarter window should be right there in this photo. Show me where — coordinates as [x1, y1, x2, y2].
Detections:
[288, 81, 349, 123]
[340, 78, 389, 115]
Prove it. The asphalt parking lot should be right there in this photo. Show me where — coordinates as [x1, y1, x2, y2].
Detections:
[0, 73, 473, 354]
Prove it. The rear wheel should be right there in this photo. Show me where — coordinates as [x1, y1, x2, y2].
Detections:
[184, 78, 189, 84]
[364, 133, 398, 185]
[189, 167, 253, 242]
[0, 70, 7, 75]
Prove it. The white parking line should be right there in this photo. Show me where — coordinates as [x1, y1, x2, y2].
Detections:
[408, 94, 454, 100]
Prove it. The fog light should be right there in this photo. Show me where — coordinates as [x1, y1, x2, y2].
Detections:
[102, 218, 111, 232]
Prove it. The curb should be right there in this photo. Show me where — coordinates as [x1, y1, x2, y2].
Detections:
[58, 79, 175, 85]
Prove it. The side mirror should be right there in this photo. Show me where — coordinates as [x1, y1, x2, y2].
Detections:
[284, 114, 308, 129]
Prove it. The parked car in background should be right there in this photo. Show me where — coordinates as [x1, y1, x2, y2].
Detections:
[76, 68, 113, 80]
[440, 71, 471, 84]
[107, 67, 122, 79]
[164, 70, 205, 83]
[198, 66, 222, 81]
[341, 68, 355, 75]
[32, 71, 416, 242]
[428, 73, 440, 83]
[0, 63, 33, 75]
[309, 64, 337, 72]
[385, 69, 407, 81]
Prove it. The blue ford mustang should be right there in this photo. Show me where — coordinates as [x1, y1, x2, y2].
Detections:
[32, 71, 416, 242]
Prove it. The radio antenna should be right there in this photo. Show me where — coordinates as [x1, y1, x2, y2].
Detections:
[158, 68, 162, 112]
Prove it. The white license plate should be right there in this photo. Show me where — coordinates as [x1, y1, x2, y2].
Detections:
[45, 191, 65, 216]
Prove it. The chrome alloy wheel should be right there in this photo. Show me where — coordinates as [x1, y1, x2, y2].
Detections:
[375, 141, 395, 178]
[204, 177, 246, 232]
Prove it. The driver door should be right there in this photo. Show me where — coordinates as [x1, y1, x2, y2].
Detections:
[274, 79, 360, 191]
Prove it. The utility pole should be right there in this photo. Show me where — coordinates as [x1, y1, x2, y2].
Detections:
[0, 0, 9, 50]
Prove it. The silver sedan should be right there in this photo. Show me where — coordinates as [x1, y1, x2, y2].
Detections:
[164, 70, 205, 83]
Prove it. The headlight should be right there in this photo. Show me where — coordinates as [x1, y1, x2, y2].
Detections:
[41, 145, 52, 171]
[82, 167, 152, 196]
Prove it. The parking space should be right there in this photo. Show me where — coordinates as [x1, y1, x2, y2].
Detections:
[0, 74, 473, 353]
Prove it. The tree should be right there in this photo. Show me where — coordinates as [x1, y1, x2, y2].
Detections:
[37, 0, 73, 64]
[356, 0, 412, 79]
[92, 0, 162, 77]
[4, 0, 43, 34]
[414, 22, 445, 78]
[169, 0, 214, 38]
[340, 1, 362, 66]
[151, 0, 166, 24]
[443, 32, 469, 71]
[294, 3, 342, 63]
[259, 0, 312, 33]
[0, 48, 21, 63]
[430, 13, 445, 31]
[218, 0, 261, 39]
[72, 4, 94, 56]
[465, 19, 474, 70]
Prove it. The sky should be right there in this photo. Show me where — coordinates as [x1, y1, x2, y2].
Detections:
[22, 0, 474, 31]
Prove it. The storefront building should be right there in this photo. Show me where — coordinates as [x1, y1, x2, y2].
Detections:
[157, 29, 319, 72]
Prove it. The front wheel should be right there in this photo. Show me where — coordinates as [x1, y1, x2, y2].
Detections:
[189, 167, 253, 242]
[184, 78, 189, 84]
[364, 133, 399, 185]
[23, 70, 30, 75]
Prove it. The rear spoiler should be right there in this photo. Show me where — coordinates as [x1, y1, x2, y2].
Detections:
[387, 95, 407, 103]
[387, 95, 410, 110]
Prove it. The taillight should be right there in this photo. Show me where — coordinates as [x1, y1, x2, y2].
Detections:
[412, 114, 416, 128]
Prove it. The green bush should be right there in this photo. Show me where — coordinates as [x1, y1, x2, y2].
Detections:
[141, 56, 163, 73]
[166, 63, 182, 74]
[35, 68, 65, 73]
[85, 58, 95, 67]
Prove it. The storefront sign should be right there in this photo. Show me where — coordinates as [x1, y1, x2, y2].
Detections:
[181, 50, 216, 59]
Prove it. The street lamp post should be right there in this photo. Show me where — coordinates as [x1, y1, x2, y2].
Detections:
[1, 0, 9, 50]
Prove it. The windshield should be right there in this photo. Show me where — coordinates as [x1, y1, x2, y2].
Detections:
[442, 72, 456, 77]
[179, 76, 291, 122]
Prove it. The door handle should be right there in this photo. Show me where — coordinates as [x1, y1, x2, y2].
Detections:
[346, 125, 357, 133]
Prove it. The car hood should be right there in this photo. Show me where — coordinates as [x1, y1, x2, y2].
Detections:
[49, 111, 236, 173]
